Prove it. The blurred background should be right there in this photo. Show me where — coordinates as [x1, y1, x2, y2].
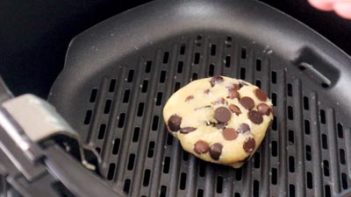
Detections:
[0, 0, 350, 98]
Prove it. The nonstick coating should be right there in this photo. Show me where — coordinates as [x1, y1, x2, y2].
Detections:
[49, 0, 351, 196]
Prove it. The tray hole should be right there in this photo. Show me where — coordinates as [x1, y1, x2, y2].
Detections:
[194, 53, 200, 64]
[112, 138, 120, 155]
[288, 106, 293, 120]
[123, 179, 131, 193]
[241, 48, 247, 59]
[174, 82, 181, 91]
[147, 141, 155, 158]
[288, 130, 294, 144]
[216, 176, 223, 193]
[225, 37, 232, 47]
[339, 149, 346, 164]
[163, 52, 169, 64]
[225, 55, 231, 68]
[166, 133, 173, 145]
[197, 189, 204, 197]
[254, 152, 260, 168]
[109, 79, 116, 92]
[132, 127, 140, 142]
[143, 169, 151, 186]
[320, 110, 326, 124]
[199, 162, 206, 177]
[289, 156, 295, 173]
[321, 134, 328, 149]
[137, 103, 144, 117]
[104, 99, 112, 114]
[236, 168, 242, 180]
[253, 180, 259, 197]
[127, 70, 134, 82]
[180, 44, 186, 55]
[177, 61, 183, 73]
[271, 93, 277, 106]
[240, 68, 246, 79]
[209, 64, 215, 76]
[210, 44, 216, 56]
[156, 92, 163, 106]
[163, 157, 170, 174]
[192, 73, 198, 80]
[323, 160, 329, 176]
[256, 59, 262, 71]
[287, 84, 293, 96]
[255, 80, 261, 88]
[127, 154, 135, 170]
[160, 186, 167, 197]
[145, 61, 152, 73]
[271, 141, 278, 157]
[305, 145, 312, 161]
[95, 147, 101, 154]
[123, 90, 130, 103]
[306, 172, 313, 189]
[271, 168, 277, 185]
[303, 96, 309, 110]
[183, 152, 189, 161]
[289, 184, 295, 197]
[342, 173, 348, 189]
[152, 116, 159, 130]
[235, 193, 240, 197]
[160, 71, 166, 83]
[107, 163, 116, 180]
[179, 173, 187, 190]
[304, 120, 310, 135]
[84, 110, 92, 125]
[272, 117, 277, 130]
[271, 71, 277, 84]
[337, 123, 344, 138]
[98, 124, 106, 140]
[195, 36, 202, 46]
[324, 185, 331, 197]
[89, 89, 98, 103]
[142, 80, 148, 93]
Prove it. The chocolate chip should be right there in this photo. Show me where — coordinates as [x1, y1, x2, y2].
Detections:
[223, 128, 238, 140]
[229, 104, 241, 115]
[255, 89, 267, 101]
[204, 89, 210, 94]
[227, 89, 240, 99]
[239, 97, 255, 110]
[214, 107, 232, 123]
[237, 123, 250, 133]
[209, 143, 223, 160]
[248, 110, 263, 124]
[180, 127, 197, 134]
[168, 114, 182, 131]
[194, 140, 209, 154]
[243, 137, 256, 153]
[210, 76, 224, 87]
[257, 103, 271, 115]
[185, 95, 194, 102]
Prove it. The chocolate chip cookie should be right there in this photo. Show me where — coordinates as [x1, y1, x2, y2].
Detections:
[163, 76, 273, 168]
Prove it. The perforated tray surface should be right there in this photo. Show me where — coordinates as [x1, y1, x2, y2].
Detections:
[49, 0, 351, 196]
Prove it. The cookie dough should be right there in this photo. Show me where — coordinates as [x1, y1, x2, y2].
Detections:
[163, 76, 273, 168]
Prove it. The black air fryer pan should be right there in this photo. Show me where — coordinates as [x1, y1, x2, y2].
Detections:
[49, 0, 351, 196]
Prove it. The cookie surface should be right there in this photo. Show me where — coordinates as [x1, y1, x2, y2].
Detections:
[163, 76, 273, 168]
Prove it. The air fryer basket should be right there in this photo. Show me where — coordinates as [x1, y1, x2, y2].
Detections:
[49, 0, 351, 196]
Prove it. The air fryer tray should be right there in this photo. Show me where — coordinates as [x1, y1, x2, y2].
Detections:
[49, 0, 351, 196]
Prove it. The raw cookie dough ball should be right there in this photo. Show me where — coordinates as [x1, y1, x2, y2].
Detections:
[163, 76, 273, 168]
